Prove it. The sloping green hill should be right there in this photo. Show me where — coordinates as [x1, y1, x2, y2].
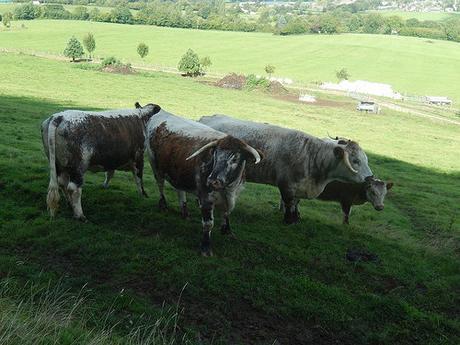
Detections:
[1, 20, 460, 102]
[0, 53, 459, 344]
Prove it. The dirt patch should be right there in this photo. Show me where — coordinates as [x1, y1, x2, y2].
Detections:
[267, 80, 289, 95]
[216, 73, 246, 90]
[102, 65, 135, 75]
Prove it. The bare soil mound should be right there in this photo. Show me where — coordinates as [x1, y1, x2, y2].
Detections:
[267, 80, 289, 95]
[216, 73, 246, 90]
[102, 65, 135, 75]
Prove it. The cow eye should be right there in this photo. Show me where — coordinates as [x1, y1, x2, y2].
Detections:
[353, 159, 360, 165]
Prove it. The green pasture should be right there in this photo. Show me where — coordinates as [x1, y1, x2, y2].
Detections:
[1, 20, 460, 102]
[368, 10, 460, 21]
[0, 53, 459, 344]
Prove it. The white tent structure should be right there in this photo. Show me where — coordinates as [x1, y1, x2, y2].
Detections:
[321, 80, 402, 100]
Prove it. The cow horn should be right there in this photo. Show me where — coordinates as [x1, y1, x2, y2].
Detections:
[186, 140, 218, 161]
[243, 144, 261, 164]
[343, 151, 358, 174]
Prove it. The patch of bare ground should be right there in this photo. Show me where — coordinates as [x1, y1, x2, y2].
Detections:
[102, 65, 136, 75]
[216, 73, 246, 90]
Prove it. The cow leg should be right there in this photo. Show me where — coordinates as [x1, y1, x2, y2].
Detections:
[279, 197, 285, 213]
[58, 173, 71, 204]
[220, 213, 236, 238]
[341, 202, 351, 225]
[102, 170, 114, 189]
[67, 177, 86, 222]
[177, 190, 189, 219]
[156, 177, 168, 211]
[199, 198, 214, 257]
[133, 160, 148, 198]
[281, 195, 300, 224]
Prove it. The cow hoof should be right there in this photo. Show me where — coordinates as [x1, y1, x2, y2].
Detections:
[220, 224, 236, 238]
[201, 250, 213, 257]
[74, 215, 88, 223]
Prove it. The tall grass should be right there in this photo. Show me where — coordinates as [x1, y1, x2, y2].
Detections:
[0, 277, 191, 345]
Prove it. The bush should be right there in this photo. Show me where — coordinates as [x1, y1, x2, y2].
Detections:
[101, 56, 121, 68]
[109, 6, 133, 24]
[245, 74, 270, 90]
[178, 49, 201, 77]
[137, 42, 149, 59]
[13, 3, 41, 20]
[63, 36, 84, 62]
[336, 68, 350, 81]
[42, 5, 71, 20]
[2, 12, 12, 28]
[72, 6, 89, 20]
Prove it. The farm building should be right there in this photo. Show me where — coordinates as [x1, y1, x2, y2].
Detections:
[426, 96, 452, 106]
[357, 101, 380, 113]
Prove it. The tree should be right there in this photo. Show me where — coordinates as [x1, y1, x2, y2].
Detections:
[83, 33, 96, 60]
[200, 56, 212, 73]
[2, 12, 12, 28]
[265, 64, 275, 78]
[13, 3, 41, 20]
[336, 68, 350, 81]
[178, 49, 201, 77]
[137, 42, 149, 59]
[72, 6, 89, 20]
[109, 6, 133, 24]
[63, 36, 84, 62]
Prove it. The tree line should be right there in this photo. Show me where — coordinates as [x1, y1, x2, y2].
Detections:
[4, 1, 460, 43]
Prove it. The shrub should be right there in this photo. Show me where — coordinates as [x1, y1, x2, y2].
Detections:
[265, 64, 275, 78]
[63, 36, 84, 62]
[336, 68, 350, 81]
[178, 49, 201, 77]
[245, 74, 270, 90]
[42, 5, 71, 20]
[200, 56, 212, 73]
[2, 12, 12, 28]
[101, 56, 121, 68]
[137, 42, 149, 59]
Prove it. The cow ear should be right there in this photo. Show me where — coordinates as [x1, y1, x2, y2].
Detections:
[386, 182, 394, 190]
[135, 102, 142, 109]
[333, 146, 344, 159]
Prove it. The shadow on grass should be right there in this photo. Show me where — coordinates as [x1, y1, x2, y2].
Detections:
[0, 95, 459, 345]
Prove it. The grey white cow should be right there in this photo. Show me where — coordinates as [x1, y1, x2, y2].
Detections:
[145, 106, 261, 256]
[41, 103, 160, 221]
[199, 114, 373, 224]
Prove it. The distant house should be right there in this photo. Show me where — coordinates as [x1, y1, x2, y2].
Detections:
[357, 101, 380, 114]
[426, 96, 452, 106]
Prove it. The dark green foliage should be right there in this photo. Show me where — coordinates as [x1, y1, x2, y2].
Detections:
[109, 6, 133, 24]
[264, 64, 275, 78]
[178, 49, 201, 77]
[63, 36, 84, 62]
[245, 74, 270, 90]
[13, 2, 41, 20]
[137, 42, 149, 59]
[336, 68, 350, 81]
[42, 5, 71, 20]
[100, 56, 121, 68]
[83, 32, 95, 59]
[72, 6, 89, 20]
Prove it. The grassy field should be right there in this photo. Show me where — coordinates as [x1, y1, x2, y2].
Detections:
[1, 20, 460, 102]
[0, 52, 459, 344]
[368, 10, 460, 21]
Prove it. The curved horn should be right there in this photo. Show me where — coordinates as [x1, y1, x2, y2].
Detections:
[243, 143, 261, 164]
[343, 151, 358, 174]
[186, 140, 218, 161]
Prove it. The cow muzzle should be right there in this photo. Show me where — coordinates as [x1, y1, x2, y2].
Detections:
[374, 205, 384, 211]
[207, 178, 224, 191]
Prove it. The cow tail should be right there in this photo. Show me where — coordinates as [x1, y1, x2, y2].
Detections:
[46, 117, 60, 218]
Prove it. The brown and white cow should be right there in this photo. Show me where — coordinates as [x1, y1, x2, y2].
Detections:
[199, 115, 374, 224]
[41, 103, 161, 221]
[281, 177, 393, 224]
[145, 108, 261, 256]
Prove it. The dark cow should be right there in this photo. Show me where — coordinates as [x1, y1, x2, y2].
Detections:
[282, 177, 393, 224]
[199, 115, 373, 224]
[146, 108, 261, 256]
[41, 103, 161, 221]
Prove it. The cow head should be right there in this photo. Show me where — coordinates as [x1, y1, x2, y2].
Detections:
[332, 140, 373, 183]
[187, 136, 261, 191]
[134, 102, 162, 123]
[365, 177, 393, 211]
